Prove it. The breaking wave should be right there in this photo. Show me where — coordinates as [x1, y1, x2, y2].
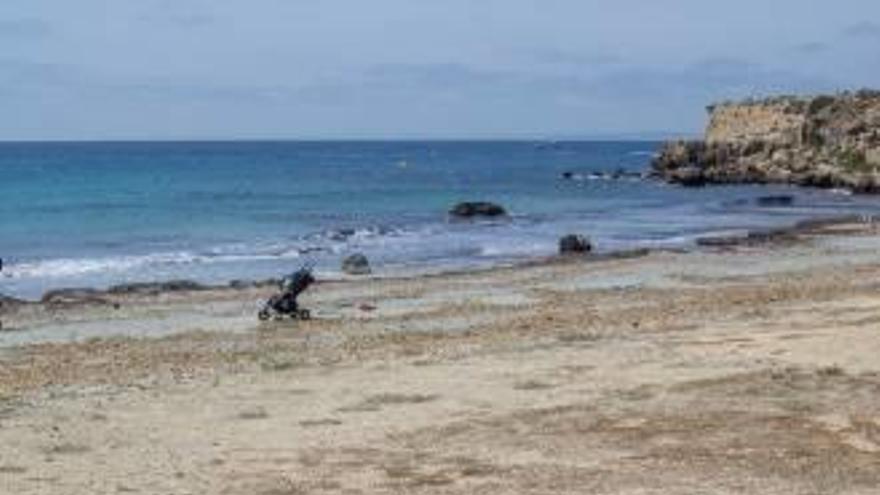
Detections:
[3, 224, 421, 281]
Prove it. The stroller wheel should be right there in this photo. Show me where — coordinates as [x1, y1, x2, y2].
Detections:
[298, 309, 311, 321]
[257, 308, 271, 321]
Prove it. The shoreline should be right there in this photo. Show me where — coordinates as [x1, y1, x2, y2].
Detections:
[3, 209, 880, 493]
[1, 212, 879, 345]
[2, 211, 875, 310]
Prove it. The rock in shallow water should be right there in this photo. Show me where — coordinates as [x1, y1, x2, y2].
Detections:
[342, 253, 371, 275]
[756, 195, 795, 207]
[559, 234, 593, 255]
[560, 169, 646, 181]
[449, 202, 507, 219]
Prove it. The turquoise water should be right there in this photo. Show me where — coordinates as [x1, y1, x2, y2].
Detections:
[1, 140, 877, 299]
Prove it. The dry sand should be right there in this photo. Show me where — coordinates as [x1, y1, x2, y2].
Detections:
[2, 223, 880, 494]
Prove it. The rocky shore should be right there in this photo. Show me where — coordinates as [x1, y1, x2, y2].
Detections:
[652, 90, 880, 192]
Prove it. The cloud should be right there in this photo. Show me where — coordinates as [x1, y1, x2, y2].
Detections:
[0, 55, 279, 107]
[527, 48, 622, 67]
[287, 57, 835, 124]
[139, 13, 215, 28]
[843, 21, 880, 38]
[793, 42, 829, 54]
[137, 0, 216, 28]
[290, 63, 532, 108]
[102, 81, 284, 103]
[0, 18, 51, 39]
[364, 63, 512, 89]
[2, 53, 836, 115]
[0, 58, 69, 87]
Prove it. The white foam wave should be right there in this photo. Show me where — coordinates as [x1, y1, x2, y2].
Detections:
[5, 249, 304, 280]
[3, 224, 419, 281]
[478, 241, 551, 258]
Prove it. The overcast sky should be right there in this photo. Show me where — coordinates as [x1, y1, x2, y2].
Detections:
[2, 0, 879, 140]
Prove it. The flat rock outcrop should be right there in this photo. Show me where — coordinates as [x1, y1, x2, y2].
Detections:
[107, 280, 209, 296]
[653, 90, 880, 192]
[41, 288, 109, 305]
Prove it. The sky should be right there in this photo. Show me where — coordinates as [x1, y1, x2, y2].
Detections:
[2, 0, 879, 140]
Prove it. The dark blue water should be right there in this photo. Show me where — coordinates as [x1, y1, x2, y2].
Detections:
[1, 141, 877, 299]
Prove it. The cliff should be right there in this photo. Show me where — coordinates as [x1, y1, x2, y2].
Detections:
[652, 90, 880, 192]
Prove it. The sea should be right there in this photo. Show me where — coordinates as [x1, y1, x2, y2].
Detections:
[2, 140, 879, 300]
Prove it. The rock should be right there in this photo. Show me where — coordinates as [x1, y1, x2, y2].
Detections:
[107, 280, 207, 295]
[745, 229, 798, 244]
[160, 280, 208, 292]
[866, 148, 880, 167]
[755, 195, 795, 207]
[850, 175, 880, 194]
[0, 294, 26, 313]
[696, 228, 797, 248]
[652, 90, 880, 194]
[696, 236, 744, 248]
[449, 202, 507, 219]
[228, 279, 255, 290]
[611, 168, 644, 180]
[41, 288, 108, 305]
[328, 228, 356, 241]
[668, 166, 707, 187]
[765, 168, 793, 183]
[341, 253, 371, 275]
[107, 282, 159, 295]
[562, 169, 644, 181]
[0, 294, 23, 305]
[559, 234, 593, 255]
[771, 149, 792, 165]
[255, 278, 282, 289]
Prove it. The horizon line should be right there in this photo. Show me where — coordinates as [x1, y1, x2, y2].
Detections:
[0, 134, 696, 145]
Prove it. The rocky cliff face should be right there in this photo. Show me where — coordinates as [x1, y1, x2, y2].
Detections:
[652, 90, 880, 192]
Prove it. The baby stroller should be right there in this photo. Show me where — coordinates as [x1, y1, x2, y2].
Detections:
[258, 263, 315, 321]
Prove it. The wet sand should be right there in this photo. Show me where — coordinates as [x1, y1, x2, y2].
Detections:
[2, 221, 880, 494]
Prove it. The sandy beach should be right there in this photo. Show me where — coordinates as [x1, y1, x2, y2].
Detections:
[2, 220, 880, 494]
[7, 1, 880, 493]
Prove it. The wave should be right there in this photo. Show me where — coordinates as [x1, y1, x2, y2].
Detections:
[478, 241, 552, 258]
[304, 225, 408, 244]
[5, 192, 868, 290]
[5, 250, 302, 280]
[0, 215, 771, 281]
[3, 224, 420, 280]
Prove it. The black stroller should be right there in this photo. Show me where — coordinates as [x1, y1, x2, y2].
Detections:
[258, 264, 315, 321]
